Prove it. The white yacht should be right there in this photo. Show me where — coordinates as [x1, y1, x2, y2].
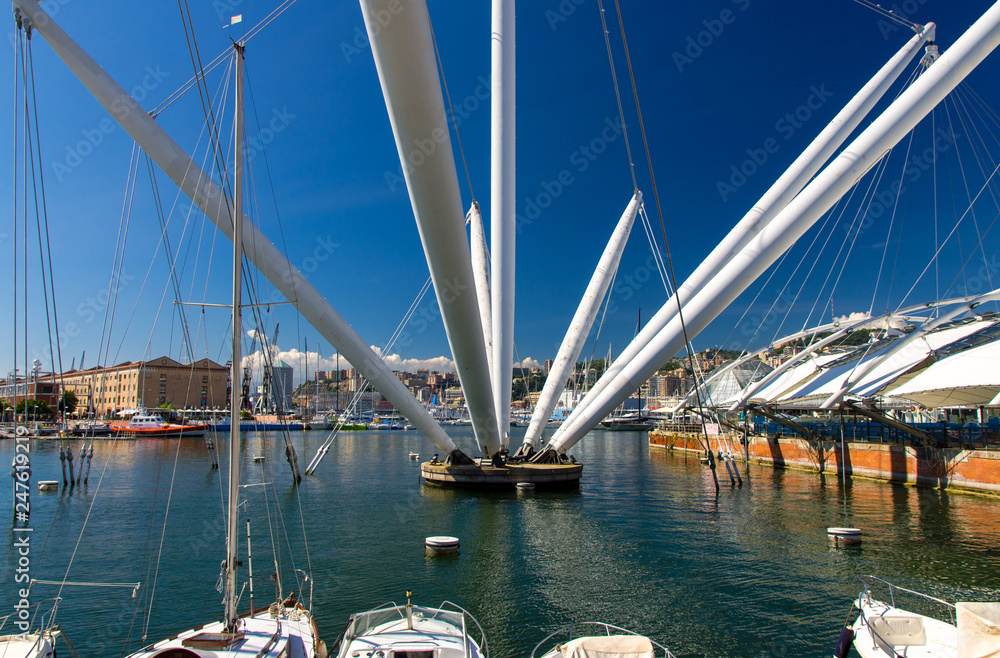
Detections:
[333, 593, 487, 658]
[837, 576, 1000, 658]
[531, 622, 674, 658]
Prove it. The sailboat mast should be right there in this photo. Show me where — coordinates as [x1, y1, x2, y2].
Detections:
[225, 41, 245, 631]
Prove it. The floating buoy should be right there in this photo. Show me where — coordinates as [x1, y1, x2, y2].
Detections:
[425, 536, 460, 555]
[515, 482, 535, 490]
[408, 453, 419, 460]
[827, 527, 862, 545]
[37, 481, 58, 491]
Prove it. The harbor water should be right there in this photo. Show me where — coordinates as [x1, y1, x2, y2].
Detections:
[2, 428, 999, 657]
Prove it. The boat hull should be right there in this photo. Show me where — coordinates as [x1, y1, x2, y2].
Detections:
[421, 461, 582, 488]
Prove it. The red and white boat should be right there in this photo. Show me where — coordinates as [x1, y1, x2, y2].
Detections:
[110, 413, 209, 438]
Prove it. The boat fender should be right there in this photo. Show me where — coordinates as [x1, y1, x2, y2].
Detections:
[833, 626, 854, 658]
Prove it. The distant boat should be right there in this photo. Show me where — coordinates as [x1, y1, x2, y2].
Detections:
[110, 412, 209, 438]
[600, 413, 654, 432]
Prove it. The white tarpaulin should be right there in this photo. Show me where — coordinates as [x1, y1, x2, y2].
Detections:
[560, 635, 655, 658]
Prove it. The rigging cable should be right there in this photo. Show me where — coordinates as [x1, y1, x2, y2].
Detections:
[429, 18, 476, 202]
[11, 10, 21, 431]
[607, 0, 715, 480]
[597, 0, 637, 190]
[24, 29, 68, 422]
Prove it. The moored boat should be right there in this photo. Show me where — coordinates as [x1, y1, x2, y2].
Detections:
[332, 592, 488, 658]
[531, 622, 674, 658]
[836, 575, 1000, 658]
[109, 413, 209, 438]
[599, 413, 654, 432]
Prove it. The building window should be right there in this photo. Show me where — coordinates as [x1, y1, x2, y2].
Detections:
[159, 374, 167, 382]
[201, 387, 208, 395]
[159, 385, 166, 394]
[202, 375, 208, 384]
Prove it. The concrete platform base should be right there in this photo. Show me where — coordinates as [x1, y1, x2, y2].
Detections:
[420, 461, 583, 489]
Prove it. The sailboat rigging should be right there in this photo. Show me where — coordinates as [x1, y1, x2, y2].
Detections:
[124, 41, 322, 658]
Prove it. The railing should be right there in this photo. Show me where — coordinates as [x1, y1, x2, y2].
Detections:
[857, 575, 956, 626]
[749, 419, 1000, 450]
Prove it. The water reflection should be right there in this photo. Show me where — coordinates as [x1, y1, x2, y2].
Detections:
[1, 432, 998, 658]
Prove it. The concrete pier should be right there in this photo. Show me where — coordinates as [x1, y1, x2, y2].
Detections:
[420, 461, 582, 489]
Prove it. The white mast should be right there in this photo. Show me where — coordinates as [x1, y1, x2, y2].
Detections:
[468, 202, 494, 383]
[491, 0, 516, 446]
[545, 5, 1000, 455]
[549, 23, 936, 445]
[225, 42, 245, 631]
[9, 0, 467, 461]
[359, 0, 499, 457]
[520, 192, 641, 450]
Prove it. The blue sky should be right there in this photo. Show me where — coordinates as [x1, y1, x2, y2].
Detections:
[3, 1, 1000, 383]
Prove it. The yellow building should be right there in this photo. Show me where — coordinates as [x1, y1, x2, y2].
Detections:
[50, 356, 229, 415]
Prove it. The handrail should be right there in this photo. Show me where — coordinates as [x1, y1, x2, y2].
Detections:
[440, 600, 489, 658]
[858, 575, 957, 625]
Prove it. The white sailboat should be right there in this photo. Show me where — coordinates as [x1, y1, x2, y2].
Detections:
[124, 42, 322, 658]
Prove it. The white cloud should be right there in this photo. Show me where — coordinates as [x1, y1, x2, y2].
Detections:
[240, 346, 457, 386]
[371, 346, 456, 373]
[514, 357, 541, 369]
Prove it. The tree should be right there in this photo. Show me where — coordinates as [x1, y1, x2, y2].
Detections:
[59, 390, 78, 414]
[16, 399, 54, 419]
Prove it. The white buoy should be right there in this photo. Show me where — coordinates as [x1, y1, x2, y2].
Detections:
[827, 527, 862, 545]
[425, 536, 460, 555]
[515, 482, 535, 490]
[409, 452, 419, 460]
[37, 481, 58, 491]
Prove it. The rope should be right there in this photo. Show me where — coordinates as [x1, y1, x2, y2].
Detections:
[25, 34, 68, 422]
[852, 0, 922, 33]
[429, 19, 476, 202]
[306, 276, 434, 474]
[608, 0, 714, 481]
[596, 0, 636, 190]
[11, 14, 20, 431]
